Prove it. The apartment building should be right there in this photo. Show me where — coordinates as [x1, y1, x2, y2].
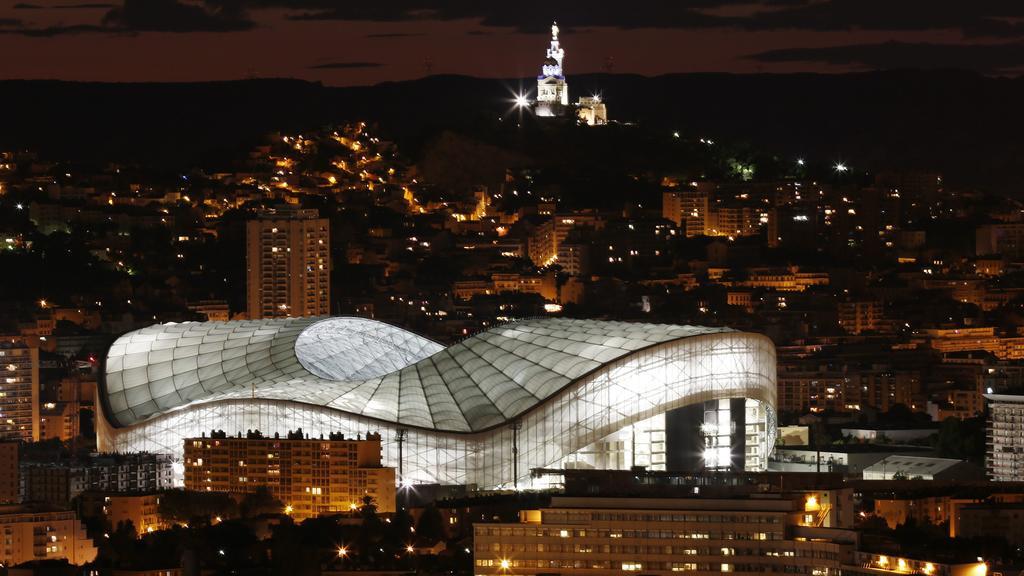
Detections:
[474, 491, 856, 576]
[246, 207, 330, 319]
[0, 504, 97, 566]
[183, 431, 395, 520]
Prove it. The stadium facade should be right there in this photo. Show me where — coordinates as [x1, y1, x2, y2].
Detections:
[97, 317, 776, 489]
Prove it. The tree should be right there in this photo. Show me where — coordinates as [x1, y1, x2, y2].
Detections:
[415, 504, 446, 542]
[357, 495, 385, 567]
[158, 489, 237, 526]
[239, 487, 284, 518]
[933, 416, 986, 463]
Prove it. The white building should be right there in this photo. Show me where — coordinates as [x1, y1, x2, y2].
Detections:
[535, 21, 569, 117]
[862, 455, 980, 481]
[533, 21, 610, 124]
[577, 95, 608, 125]
[986, 393, 1024, 481]
[98, 317, 776, 490]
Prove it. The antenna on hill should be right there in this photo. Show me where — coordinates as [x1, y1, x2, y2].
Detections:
[424, 56, 434, 76]
[603, 56, 615, 74]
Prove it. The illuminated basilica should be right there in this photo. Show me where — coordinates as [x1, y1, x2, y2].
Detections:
[535, 21, 608, 125]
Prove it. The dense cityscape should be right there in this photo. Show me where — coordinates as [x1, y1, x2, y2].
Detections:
[5, 7, 1024, 576]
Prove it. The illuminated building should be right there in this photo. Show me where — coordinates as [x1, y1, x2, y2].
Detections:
[0, 505, 97, 566]
[837, 301, 886, 335]
[39, 400, 79, 441]
[732, 268, 830, 292]
[474, 490, 854, 576]
[663, 184, 712, 238]
[528, 213, 602, 268]
[0, 340, 38, 442]
[535, 22, 569, 117]
[22, 453, 173, 506]
[577, 96, 607, 126]
[861, 455, 980, 481]
[844, 552, 986, 576]
[985, 393, 1024, 481]
[976, 222, 1024, 258]
[776, 368, 918, 414]
[531, 21, 609, 123]
[97, 316, 776, 489]
[80, 491, 164, 534]
[245, 207, 330, 320]
[183, 431, 396, 520]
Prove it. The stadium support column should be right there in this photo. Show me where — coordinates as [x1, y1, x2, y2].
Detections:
[396, 428, 408, 508]
[396, 429, 406, 483]
[511, 420, 522, 490]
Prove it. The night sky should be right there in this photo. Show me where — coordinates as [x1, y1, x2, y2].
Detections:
[1, 1, 1022, 85]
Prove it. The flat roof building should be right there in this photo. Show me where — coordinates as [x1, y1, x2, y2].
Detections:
[183, 430, 396, 520]
[861, 455, 982, 481]
[80, 491, 164, 535]
[22, 452, 173, 506]
[474, 492, 856, 576]
[985, 393, 1024, 481]
[0, 504, 97, 566]
[246, 207, 330, 320]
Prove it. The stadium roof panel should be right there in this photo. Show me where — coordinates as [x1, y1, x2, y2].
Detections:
[101, 317, 736, 433]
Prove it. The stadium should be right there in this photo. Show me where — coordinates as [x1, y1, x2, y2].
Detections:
[97, 317, 776, 489]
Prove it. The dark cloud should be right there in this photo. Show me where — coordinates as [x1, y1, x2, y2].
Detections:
[310, 61, 382, 69]
[103, 0, 253, 32]
[267, 1, 731, 33]
[365, 32, 424, 38]
[0, 23, 109, 36]
[14, 0, 113, 5]
[0, 18, 22, 26]
[963, 18, 1024, 38]
[744, 0, 1024, 34]
[748, 40, 1024, 75]
[197, 0, 1024, 38]
[4, 0, 252, 35]
[55, 3, 116, 8]
[16, 0, 1024, 41]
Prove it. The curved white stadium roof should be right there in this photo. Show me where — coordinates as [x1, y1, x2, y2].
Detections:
[101, 317, 737, 433]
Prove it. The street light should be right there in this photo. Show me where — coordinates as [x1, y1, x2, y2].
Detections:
[513, 93, 530, 108]
[338, 546, 348, 558]
[834, 162, 848, 173]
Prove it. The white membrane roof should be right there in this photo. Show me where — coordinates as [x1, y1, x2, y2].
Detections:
[102, 317, 733, 432]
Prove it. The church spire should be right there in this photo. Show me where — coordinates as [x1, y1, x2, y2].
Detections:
[536, 19, 569, 116]
[542, 20, 564, 78]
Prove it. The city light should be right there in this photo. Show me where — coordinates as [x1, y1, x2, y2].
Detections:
[796, 158, 805, 166]
[338, 547, 348, 557]
[834, 162, 848, 172]
[513, 93, 530, 108]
